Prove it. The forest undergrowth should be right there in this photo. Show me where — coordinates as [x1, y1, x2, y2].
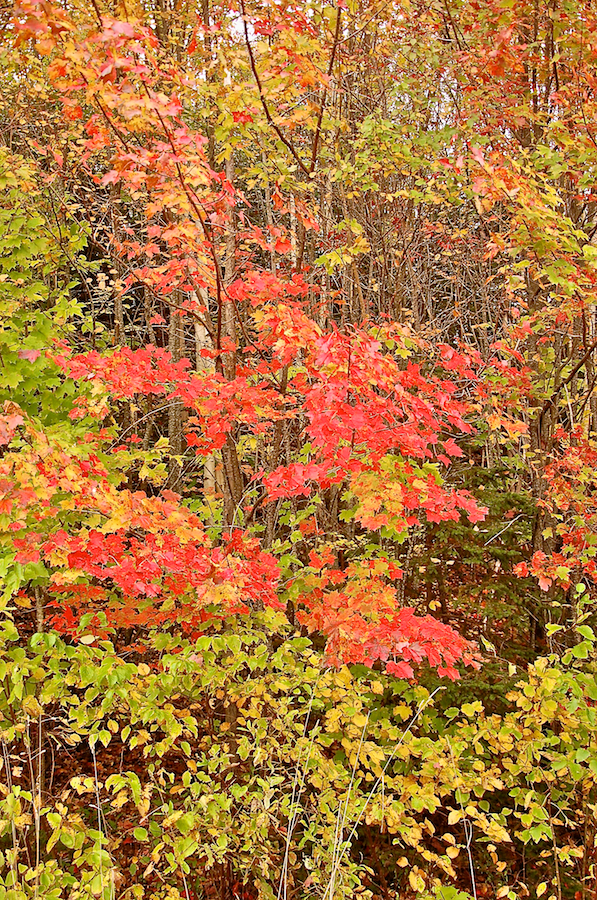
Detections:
[1, 0, 597, 897]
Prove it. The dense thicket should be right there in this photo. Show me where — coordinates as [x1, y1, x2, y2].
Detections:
[1, 0, 597, 898]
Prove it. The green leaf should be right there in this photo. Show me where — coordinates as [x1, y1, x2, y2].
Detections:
[176, 813, 195, 836]
[572, 641, 589, 659]
[225, 634, 242, 655]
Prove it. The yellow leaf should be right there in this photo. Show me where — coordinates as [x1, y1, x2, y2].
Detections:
[337, 666, 352, 684]
[408, 869, 425, 892]
[22, 696, 42, 717]
[537, 884, 547, 898]
[111, 790, 129, 810]
[447, 810, 462, 825]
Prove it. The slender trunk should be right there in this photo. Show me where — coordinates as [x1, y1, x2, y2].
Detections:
[194, 290, 217, 515]
[290, 193, 297, 268]
[220, 153, 244, 523]
[261, 145, 277, 274]
[33, 587, 45, 808]
[167, 299, 185, 489]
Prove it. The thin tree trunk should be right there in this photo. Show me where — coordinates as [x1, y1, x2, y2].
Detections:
[194, 289, 218, 515]
[220, 153, 244, 523]
[167, 298, 185, 489]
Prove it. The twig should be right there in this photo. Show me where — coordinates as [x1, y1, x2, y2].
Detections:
[238, 0, 311, 177]
[321, 686, 444, 900]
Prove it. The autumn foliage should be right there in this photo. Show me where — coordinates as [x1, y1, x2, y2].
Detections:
[2, 0, 597, 896]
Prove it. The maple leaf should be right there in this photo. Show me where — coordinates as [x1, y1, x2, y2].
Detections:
[18, 349, 41, 362]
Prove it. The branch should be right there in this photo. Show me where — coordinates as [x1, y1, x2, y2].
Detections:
[238, 0, 311, 176]
[309, 5, 342, 173]
[536, 338, 597, 430]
